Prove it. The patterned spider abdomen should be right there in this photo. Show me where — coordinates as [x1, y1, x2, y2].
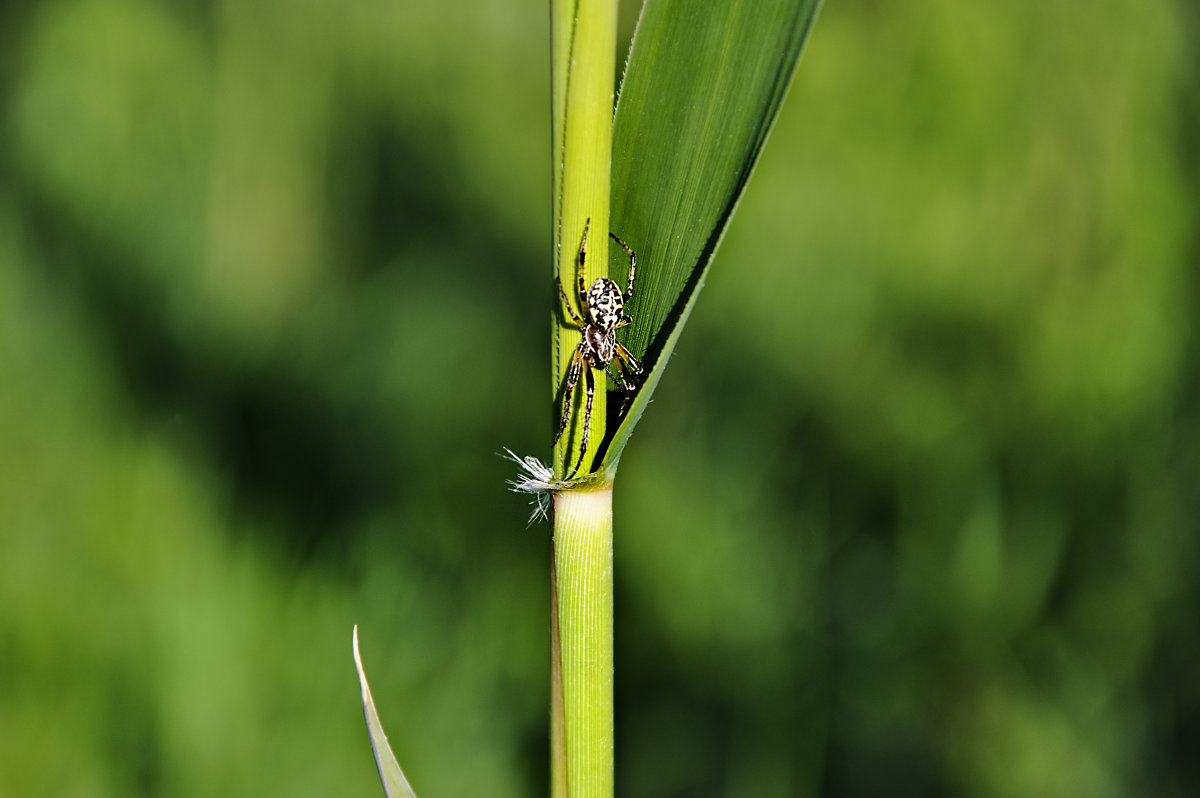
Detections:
[586, 278, 624, 330]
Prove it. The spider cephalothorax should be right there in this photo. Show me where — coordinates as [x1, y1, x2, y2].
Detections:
[554, 219, 643, 478]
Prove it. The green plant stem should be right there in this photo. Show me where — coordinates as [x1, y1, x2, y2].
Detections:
[551, 483, 615, 798]
[551, 0, 619, 480]
[549, 1, 619, 795]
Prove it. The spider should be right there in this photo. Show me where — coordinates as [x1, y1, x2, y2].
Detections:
[554, 218, 643, 478]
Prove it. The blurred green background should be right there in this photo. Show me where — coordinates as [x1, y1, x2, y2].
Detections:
[2, 0, 1198, 796]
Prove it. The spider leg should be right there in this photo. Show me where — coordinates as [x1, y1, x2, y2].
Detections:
[609, 231, 636, 300]
[615, 342, 643, 375]
[608, 357, 638, 417]
[568, 364, 596, 479]
[607, 358, 634, 394]
[612, 345, 642, 407]
[554, 347, 585, 446]
[557, 279, 585, 327]
[577, 218, 591, 306]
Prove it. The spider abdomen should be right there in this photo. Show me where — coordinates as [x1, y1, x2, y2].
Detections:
[587, 278, 624, 329]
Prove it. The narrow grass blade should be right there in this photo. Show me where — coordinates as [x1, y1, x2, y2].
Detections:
[596, 0, 822, 472]
[353, 626, 419, 798]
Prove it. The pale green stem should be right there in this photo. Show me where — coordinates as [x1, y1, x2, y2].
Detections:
[552, 484, 614, 798]
[551, 0, 619, 480]
[549, 1, 619, 795]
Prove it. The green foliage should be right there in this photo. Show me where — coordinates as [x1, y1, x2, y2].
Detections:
[600, 0, 822, 472]
[354, 628, 419, 798]
[0, 0, 1197, 797]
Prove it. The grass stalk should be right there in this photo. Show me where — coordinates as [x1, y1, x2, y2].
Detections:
[549, 1, 619, 796]
[551, 484, 615, 798]
[551, 0, 619, 480]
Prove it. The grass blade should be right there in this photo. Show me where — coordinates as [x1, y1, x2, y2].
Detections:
[596, 0, 822, 471]
[353, 626, 419, 798]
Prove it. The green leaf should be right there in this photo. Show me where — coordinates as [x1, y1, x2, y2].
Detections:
[353, 626, 419, 798]
[595, 0, 823, 473]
